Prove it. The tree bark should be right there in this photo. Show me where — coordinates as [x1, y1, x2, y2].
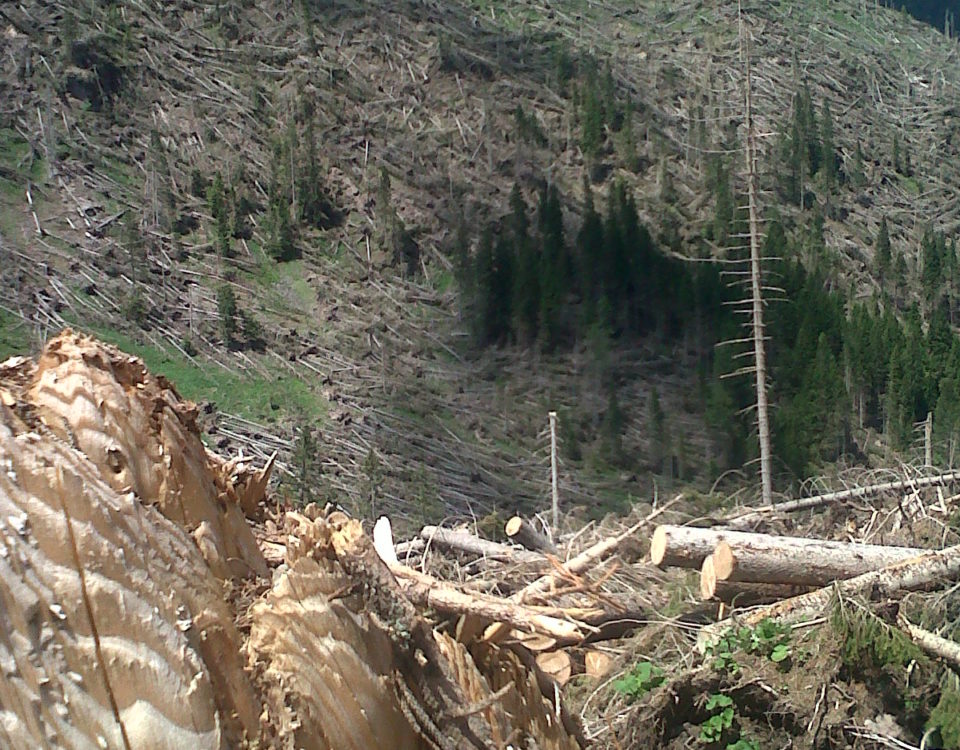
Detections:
[711, 536, 926, 587]
[505, 516, 559, 555]
[898, 615, 960, 671]
[700, 555, 813, 605]
[420, 525, 545, 564]
[650, 524, 732, 569]
[390, 565, 587, 644]
[743, 34, 774, 506]
[699, 544, 960, 648]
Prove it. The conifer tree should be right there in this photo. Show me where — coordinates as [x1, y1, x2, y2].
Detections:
[820, 98, 837, 189]
[600, 385, 625, 466]
[580, 83, 603, 161]
[577, 178, 605, 324]
[509, 184, 539, 344]
[537, 184, 568, 350]
[850, 139, 866, 188]
[216, 284, 238, 348]
[876, 217, 891, 289]
[797, 82, 821, 176]
[711, 158, 734, 247]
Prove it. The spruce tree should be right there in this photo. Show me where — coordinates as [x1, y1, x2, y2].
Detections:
[509, 184, 539, 344]
[850, 139, 866, 188]
[537, 184, 568, 350]
[580, 83, 603, 161]
[876, 217, 891, 289]
[216, 284, 238, 348]
[820, 98, 837, 189]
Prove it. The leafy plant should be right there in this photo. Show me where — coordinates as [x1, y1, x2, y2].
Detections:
[699, 693, 734, 744]
[612, 661, 665, 702]
[725, 739, 760, 750]
[705, 618, 792, 673]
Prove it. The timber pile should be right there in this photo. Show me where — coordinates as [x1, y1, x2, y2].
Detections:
[650, 522, 960, 630]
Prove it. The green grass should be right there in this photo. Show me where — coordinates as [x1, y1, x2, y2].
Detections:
[245, 245, 316, 316]
[84, 325, 326, 424]
[0, 311, 34, 361]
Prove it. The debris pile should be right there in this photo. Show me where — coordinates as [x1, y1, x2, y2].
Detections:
[0, 332, 588, 749]
[2, 331, 960, 750]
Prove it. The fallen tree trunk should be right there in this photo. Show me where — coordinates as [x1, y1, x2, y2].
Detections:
[520, 502, 676, 602]
[897, 615, 960, 671]
[700, 556, 813, 605]
[505, 515, 559, 555]
[700, 544, 960, 648]
[482, 502, 678, 644]
[650, 524, 727, 569]
[390, 564, 589, 644]
[420, 525, 545, 564]
[725, 471, 960, 529]
[711, 536, 926, 587]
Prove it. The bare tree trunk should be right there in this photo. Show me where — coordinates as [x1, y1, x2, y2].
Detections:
[743, 29, 773, 506]
[711, 537, 926, 586]
[505, 516, 559, 555]
[699, 544, 960, 648]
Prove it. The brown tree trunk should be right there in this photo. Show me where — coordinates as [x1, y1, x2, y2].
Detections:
[711, 536, 926, 587]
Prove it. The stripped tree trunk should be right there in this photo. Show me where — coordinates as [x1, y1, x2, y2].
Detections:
[699, 544, 960, 648]
[700, 555, 813, 604]
[711, 537, 926, 586]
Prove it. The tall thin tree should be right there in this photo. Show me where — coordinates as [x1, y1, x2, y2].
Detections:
[741, 13, 774, 505]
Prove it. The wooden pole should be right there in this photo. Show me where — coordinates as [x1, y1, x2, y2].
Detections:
[925, 412, 933, 467]
[549, 411, 559, 530]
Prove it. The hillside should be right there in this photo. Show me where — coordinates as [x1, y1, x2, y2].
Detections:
[3, 0, 960, 521]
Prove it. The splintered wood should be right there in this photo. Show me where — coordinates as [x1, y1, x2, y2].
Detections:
[0, 332, 586, 749]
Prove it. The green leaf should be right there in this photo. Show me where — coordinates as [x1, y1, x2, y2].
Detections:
[771, 644, 790, 663]
[706, 693, 733, 710]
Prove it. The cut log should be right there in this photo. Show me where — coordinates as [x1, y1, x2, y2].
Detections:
[420, 525, 545, 564]
[505, 515, 559, 555]
[650, 524, 733, 569]
[652, 524, 925, 583]
[711, 536, 926, 587]
[699, 544, 960, 649]
[700, 556, 812, 605]
[536, 651, 572, 686]
[585, 650, 614, 679]
[479, 506, 675, 646]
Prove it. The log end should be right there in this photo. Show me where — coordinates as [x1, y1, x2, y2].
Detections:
[700, 555, 718, 601]
[650, 525, 668, 567]
[505, 516, 523, 538]
[713, 540, 736, 581]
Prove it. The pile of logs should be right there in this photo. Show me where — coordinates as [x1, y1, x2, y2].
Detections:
[368, 506, 960, 688]
[650, 524, 931, 606]
[371, 511, 665, 686]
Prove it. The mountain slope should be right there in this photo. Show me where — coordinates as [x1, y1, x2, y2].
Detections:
[2, 0, 960, 520]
